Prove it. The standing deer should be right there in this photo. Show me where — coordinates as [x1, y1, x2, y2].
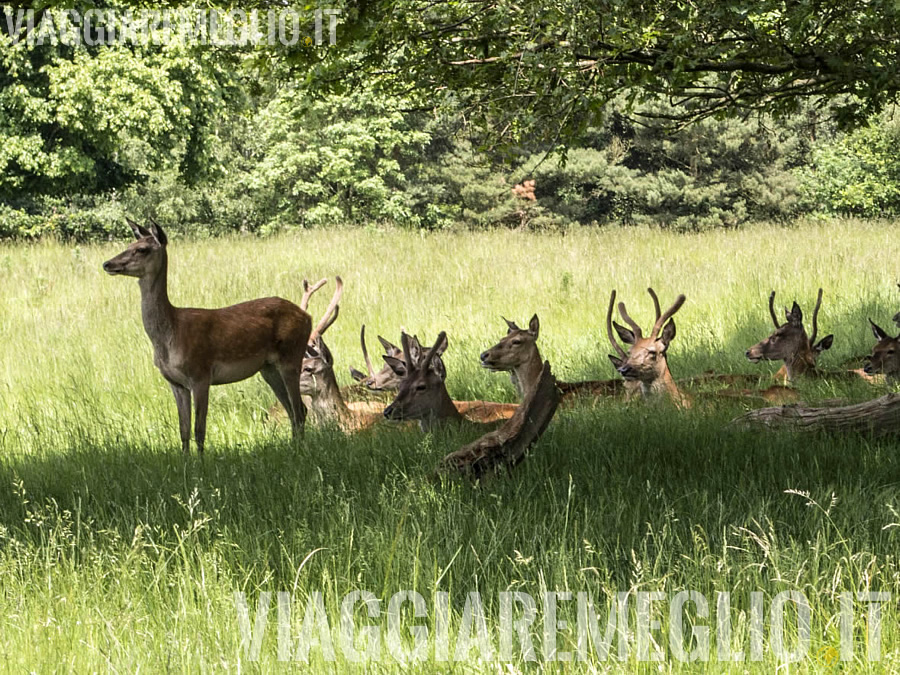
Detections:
[606, 288, 690, 407]
[745, 289, 834, 382]
[865, 319, 900, 382]
[102, 219, 310, 453]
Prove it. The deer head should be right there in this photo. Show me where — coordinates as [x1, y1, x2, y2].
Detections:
[102, 218, 168, 279]
[745, 289, 833, 380]
[383, 332, 456, 428]
[297, 278, 343, 398]
[480, 315, 540, 371]
[479, 315, 544, 398]
[865, 319, 900, 380]
[349, 327, 409, 391]
[606, 288, 686, 396]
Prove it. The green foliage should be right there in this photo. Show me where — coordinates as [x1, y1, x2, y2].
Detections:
[0, 18, 238, 201]
[799, 113, 900, 217]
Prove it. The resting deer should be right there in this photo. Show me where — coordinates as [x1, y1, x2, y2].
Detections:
[606, 288, 690, 407]
[745, 289, 834, 382]
[383, 332, 518, 430]
[103, 219, 310, 453]
[349, 326, 406, 391]
[865, 319, 900, 383]
[479, 315, 623, 400]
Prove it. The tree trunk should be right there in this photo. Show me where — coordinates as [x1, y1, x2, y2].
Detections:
[440, 361, 559, 478]
[731, 393, 900, 436]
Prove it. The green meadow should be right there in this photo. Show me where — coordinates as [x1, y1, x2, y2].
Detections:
[1, 219, 900, 671]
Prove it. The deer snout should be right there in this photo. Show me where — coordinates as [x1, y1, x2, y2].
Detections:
[383, 404, 398, 420]
[617, 364, 634, 378]
[102, 260, 116, 274]
[864, 363, 874, 374]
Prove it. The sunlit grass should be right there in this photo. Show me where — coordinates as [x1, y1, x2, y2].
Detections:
[0, 219, 899, 670]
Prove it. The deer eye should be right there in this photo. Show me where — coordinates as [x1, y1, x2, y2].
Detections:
[415, 383, 426, 391]
[303, 366, 314, 372]
[511, 339, 522, 345]
[888, 349, 895, 355]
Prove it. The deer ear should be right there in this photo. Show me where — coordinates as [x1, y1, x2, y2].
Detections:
[528, 314, 539, 338]
[318, 339, 334, 366]
[870, 319, 889, 341]
[612, 321, 635, 345]
[502, 317, 520, 334]
[408, 335, 423, 366]
[126, 218, 150, 239]
[305, 344, 320, 359]
[431, 354, 447, 380]
[148, 220, 168, 246]
[814, 334, 834, 353]
[349, 367, 367, 382]
[661, 319, 677, 345]
[378, 335, 398, 355]
[786, 302, 802, 325]
[383, 355, 407, 377]
[892, 312, 900, 330]
[608, 354, 624, 370]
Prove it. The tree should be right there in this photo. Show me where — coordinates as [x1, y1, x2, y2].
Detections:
[308, 0, 900, 146]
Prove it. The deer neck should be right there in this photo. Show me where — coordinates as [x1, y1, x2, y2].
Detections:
[419, 388, 463, 432]
[783, 349, 817, 381]
[511, 347, 544, 398]
[138, 257, 176, 349]
[643, 364, 681, 400]
[308, 372, 352, 427]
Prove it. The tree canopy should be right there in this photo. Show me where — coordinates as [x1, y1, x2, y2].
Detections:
[313, 0, 900, 144]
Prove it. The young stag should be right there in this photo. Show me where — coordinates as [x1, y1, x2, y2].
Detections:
[745, 289, 834, 382]
[349, 327, 409, 391]
[383, 333, 517, 430]
[295, 279, 392, 431]
[479, 315, 545, 398]
[103, 219, 310, 453]
[606, 288, 689, 406]
[865, 319, 900, 382]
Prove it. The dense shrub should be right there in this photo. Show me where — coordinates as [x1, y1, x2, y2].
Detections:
[798, 112, 900, 217]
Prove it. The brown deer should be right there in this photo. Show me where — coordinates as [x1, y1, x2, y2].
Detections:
[349, 326, 411, 391]
[479, 315, 545, 398]
[864, 319, 900, 382]
[102, 218, 310, 453]
[606, 288, 690, 407]
[745, 289, 834, 382]
[479, 315, 624, 400]
[383, 332, 518, 430]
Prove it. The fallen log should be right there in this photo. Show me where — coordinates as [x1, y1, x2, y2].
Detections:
[731, 393, 900, 436]
[440, 361, 559, 478]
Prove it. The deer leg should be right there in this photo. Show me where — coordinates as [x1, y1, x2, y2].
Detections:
[260, 366, 295, 424]
[277, 364, 307, 440]
[192, 382, 210, 455]
[170, 383, 191, 453]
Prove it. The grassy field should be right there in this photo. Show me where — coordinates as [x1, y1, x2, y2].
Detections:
[1, 219, 900, 671]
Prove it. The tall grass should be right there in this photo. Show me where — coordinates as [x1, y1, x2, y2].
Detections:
[0, 219, 899, 670]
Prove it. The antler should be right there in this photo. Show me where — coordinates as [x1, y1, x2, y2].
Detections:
[502, 317, 520, 332]
[768, 291, 781, 328]
[650, 294, 686, 339]
[647, 287, 661, 323]
[809, 288, 823, 344]
[359, 325, 375, 379]
[308, 276, 343, 343]
[606, 290, 627, 358]
[421, 332, 447, 374]
[300, 278, 327, 312]
[617, 301, 643, 339]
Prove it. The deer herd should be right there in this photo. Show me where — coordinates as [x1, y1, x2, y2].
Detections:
[103, 219, 900, 462]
